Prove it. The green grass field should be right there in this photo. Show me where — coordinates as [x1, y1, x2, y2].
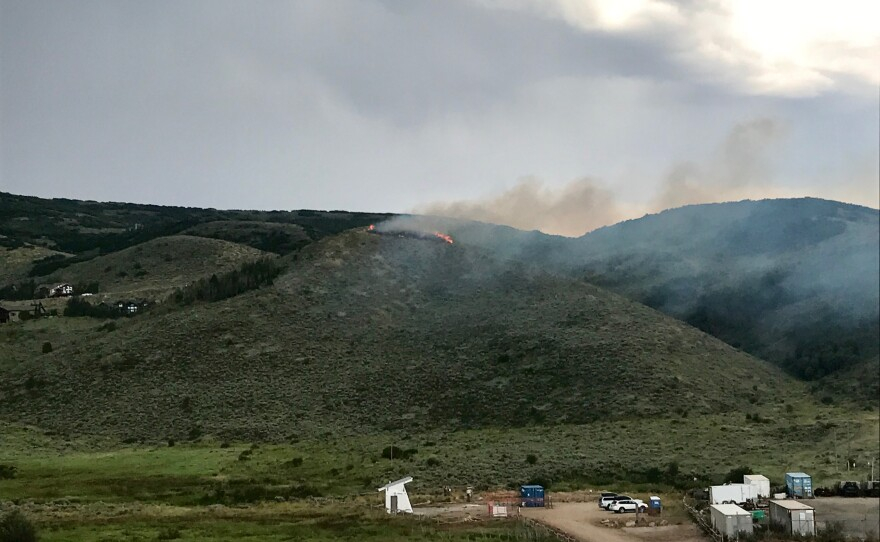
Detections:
[2, 398, 877, 504]
[29, 505, 558, 542]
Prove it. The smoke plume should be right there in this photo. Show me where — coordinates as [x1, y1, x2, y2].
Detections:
[653, 118, 787, 210]
[412, 117, 875, 237]
[418, 177, 626, 238]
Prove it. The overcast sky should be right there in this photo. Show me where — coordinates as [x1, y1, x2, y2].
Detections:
[1, 0, 878, 235]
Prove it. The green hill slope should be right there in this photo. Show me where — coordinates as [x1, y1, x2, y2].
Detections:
[571, 199, 879, 385]
[0, 229, 796, 442]
[36, 235, 271, 300]
[182, 220, 310, 254]
[0, 191, 391, 282]
[406, 199, 879, 391]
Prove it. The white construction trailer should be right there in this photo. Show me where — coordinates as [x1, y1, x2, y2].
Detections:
[769, 499, 816, 536]
[710, 504, 754, 538]
[379, 476, 414, 514]
[744, 474, 771, 498]
[709, 483, 758, 504]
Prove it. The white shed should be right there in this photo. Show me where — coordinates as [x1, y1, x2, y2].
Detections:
[744, 474, 771, 498]
[378, 476, 413, 514]
[769, 499, 815, 536]
[710, 504, 754, 538]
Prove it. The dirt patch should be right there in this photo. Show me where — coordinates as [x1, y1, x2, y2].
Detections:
[522, 502, 706, 542]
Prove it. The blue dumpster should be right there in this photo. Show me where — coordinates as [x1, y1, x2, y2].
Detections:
[785, 472, 813, 498]
[520, 485, 545, 507]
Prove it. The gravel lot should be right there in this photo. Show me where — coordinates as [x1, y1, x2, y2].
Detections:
[522, 502, 705, 542]
[811, 497, 880, 539]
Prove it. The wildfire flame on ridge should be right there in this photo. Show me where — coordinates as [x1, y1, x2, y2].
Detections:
[433, 232, 454, 244]
[366, 223, 453, 244]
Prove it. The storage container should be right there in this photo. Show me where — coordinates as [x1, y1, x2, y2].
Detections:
[784, 472, 813, 498]
[520, 485, 545, 507]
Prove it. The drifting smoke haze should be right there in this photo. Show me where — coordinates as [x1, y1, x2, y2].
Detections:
[419, 177, 624, 237]
[416, 118, 875, 237]
[654, 118, 786, 210]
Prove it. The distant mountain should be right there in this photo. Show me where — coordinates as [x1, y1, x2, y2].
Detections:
[391, 199, 879, 395]
[0, 191, 390, 280]
[0, 230, 790, 441]
[2, 192, 875, 401]
[570, 198, 879, 386]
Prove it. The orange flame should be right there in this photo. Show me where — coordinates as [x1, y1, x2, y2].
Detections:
[434, 232, 454, 244]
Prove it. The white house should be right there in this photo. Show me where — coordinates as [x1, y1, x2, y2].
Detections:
[378, 476, 413, 514]
[50, 283, 74, 297]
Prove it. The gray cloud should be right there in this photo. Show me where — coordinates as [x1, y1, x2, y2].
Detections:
[0, 1, 877, 218]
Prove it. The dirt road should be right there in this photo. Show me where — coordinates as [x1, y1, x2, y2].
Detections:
[522, 502, 706, 542]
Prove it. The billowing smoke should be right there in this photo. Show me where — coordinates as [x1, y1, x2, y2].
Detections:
[653, 118, 787, 210]
[417, 177, 626, 238]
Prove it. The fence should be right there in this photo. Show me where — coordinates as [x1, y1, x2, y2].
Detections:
[519, 517, 578, 542]
[682, 496, 723, 542]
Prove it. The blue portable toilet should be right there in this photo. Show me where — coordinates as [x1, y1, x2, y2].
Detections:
[520, 485, 545, 507]
[649, 495, 662, 515]
[785, 472, 813, 498]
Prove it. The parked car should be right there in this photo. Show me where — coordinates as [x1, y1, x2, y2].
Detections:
[603, 495, 634, 509]
[610, 499, 647, 514]
[598, 493, 618, 508]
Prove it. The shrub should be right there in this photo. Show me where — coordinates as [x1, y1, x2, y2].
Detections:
[426, 457, 441, 467]
[156, 526, 182, 540]
[41, 342, 52, 354]
[381, 446, 417, 460]
[723, 466, 752, 484]
[526, 454, 538, 465]
[167, 439, 175, 447]
[287, 457, 303, 467]
[0, 465, 16, 480]
[0, 510, 38, 542]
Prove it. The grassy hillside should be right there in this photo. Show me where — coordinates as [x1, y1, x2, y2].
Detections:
[404, 199, 880, 395]
[0, 245, 66, 285]
[182, 220, 311, 254]
[571, 199, 879, 389]
[36, 235, 270, 300]
[1, 229, 799, 443]
[0, 191, 391, 282]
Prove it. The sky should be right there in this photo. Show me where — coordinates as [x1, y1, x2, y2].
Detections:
[1, 0, 878, 236]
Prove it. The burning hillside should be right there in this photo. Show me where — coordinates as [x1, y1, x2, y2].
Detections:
[367, 223, 453, 244]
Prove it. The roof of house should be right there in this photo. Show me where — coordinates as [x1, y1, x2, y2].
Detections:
[770, 499, 814, 511]
[710, 504, 752, 516]
[744, 474, 769, 481]
[378, 476, 413, 492]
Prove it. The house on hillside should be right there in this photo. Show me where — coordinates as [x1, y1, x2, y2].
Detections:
[0, 302, 45, 323]
[50, 283, 74, 297]
[378, 477, 413, 514]
[116, 300, 147, 315]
